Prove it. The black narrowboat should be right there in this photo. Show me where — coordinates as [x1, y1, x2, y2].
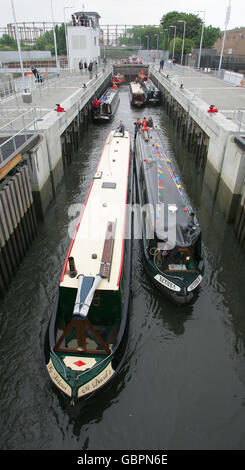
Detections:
[134, 127, 204, 305]
[93, 87, 120, 121]
[143, 78, 162, 105]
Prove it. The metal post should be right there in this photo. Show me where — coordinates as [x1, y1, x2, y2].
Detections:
[51, 0, 59, 72]
[218, 1, 231, 77]
[170, 25, 176, 59]
[64, 6, 74, 71]
[178, 20, 186, 66]
[11, 0, 26, 92]
[196, 11, 205, 70]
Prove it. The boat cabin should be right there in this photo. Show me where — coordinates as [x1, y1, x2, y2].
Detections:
[129, 81, 147, 107]
[93, 87, 120, 120]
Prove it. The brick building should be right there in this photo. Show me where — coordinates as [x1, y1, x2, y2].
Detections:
[214, 28, 245, 56]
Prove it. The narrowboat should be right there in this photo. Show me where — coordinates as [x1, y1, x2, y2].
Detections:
[129, 81, 147, 107]
[44, 129, 133, 404]
[93, 87, 120, 121]
[134, 127, 204, 305]
[112, 73, 126, 86]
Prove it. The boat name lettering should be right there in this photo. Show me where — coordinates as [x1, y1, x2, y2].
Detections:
[154, 274, 181, 292]
[47, 360, 71, 394]
[187, 275, 202, 292]
[78, 362, 114, 397]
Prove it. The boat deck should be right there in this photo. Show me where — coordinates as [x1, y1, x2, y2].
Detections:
[130, 82, 145, 94]
[61, 130, 131, 291]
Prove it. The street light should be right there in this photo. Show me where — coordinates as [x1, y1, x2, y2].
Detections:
[51, 0, 59, 71]
[11, 0, 26, 91]
[164, 28, 169, 53]
[196, 11, 205, 69]
[178, 20, 186, 66]
[154, 34, 159, 53]
[218, 0, 231, 77]
[169, 25, 176, 59]
[145, 35, 150, 50]
[64, 6, 74, 70]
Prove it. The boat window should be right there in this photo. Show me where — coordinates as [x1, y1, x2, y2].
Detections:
[102, 182, 117, 189]
[102, 102, 109, 114]
[54, 318, 110, 355]
[164, 248, 196, 272]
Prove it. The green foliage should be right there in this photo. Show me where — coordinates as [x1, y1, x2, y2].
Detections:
[161, 11, 221, 50]
[169, 37, 193, 55]
[0, 34, 18, 50]
[34, 23, 67, 54]
[193, 25, 221, 48]
[0, 25, 67, 55]
[118, 26, 164, 50]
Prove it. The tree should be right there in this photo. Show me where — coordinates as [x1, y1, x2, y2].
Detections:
[0, 34, 18, 50]
[34, 24, 66, 55]
[161, 11, 221, 50]
[193, 25, 221, 48]
[169, 37, 193, 56]
[118, 26, 164, 50]
[161, 11, 202, 41]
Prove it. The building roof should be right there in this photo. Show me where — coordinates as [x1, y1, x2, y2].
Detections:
[73, 11, 101, 18]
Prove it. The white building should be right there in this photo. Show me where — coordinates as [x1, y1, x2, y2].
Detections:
[67, 11, 101, 71]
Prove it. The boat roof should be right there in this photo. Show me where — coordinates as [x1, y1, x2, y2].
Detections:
[99, 87, 118, 104]
[136, 128, 201, 246]
[130, 82, 145, 94]
[61, 130, 131, 291]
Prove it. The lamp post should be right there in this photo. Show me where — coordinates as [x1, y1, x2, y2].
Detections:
[218, 0, 231, 77]
[178, 20, 186, 66]
[164, 28, 169, 55]
[145, 35, 149, 50]
[11, 0, 26, 91]
[64, 6, 74, 70]
[154, 34, 159, 57]
[196, 11, 205, 69]
[51, 0, 59, 71]
[169, 25, 176, 59]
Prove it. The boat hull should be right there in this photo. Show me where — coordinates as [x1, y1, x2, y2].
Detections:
[141, 248, 202, 305]
[134, 129, 204, 306]
[93, 88, 120, 121]
[44, 234, 132, 402]
[44, 131, 133, 403]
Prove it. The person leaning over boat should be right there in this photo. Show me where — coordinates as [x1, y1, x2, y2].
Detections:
[117, 121, 125, 136]
[134, 118, 141, 139]
[146, 116, 153, 128]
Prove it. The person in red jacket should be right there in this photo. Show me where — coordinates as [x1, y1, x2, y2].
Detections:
[55, 104, 65, 112]
[207, 104, 218, 113]
[93, 99, 101, 108]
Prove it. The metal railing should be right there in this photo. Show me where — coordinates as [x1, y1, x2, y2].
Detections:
[0, 108, 39, 165]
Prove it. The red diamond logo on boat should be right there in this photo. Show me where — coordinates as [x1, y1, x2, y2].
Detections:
[74, 360, 86, 367]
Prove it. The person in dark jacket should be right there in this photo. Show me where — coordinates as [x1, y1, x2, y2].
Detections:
[134, 118, 141, 139]
[117, 121, 125, 136]
[146, 116, 154, 128]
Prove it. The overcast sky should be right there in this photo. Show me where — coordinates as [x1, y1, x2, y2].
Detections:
[1, 0, 244, 30]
